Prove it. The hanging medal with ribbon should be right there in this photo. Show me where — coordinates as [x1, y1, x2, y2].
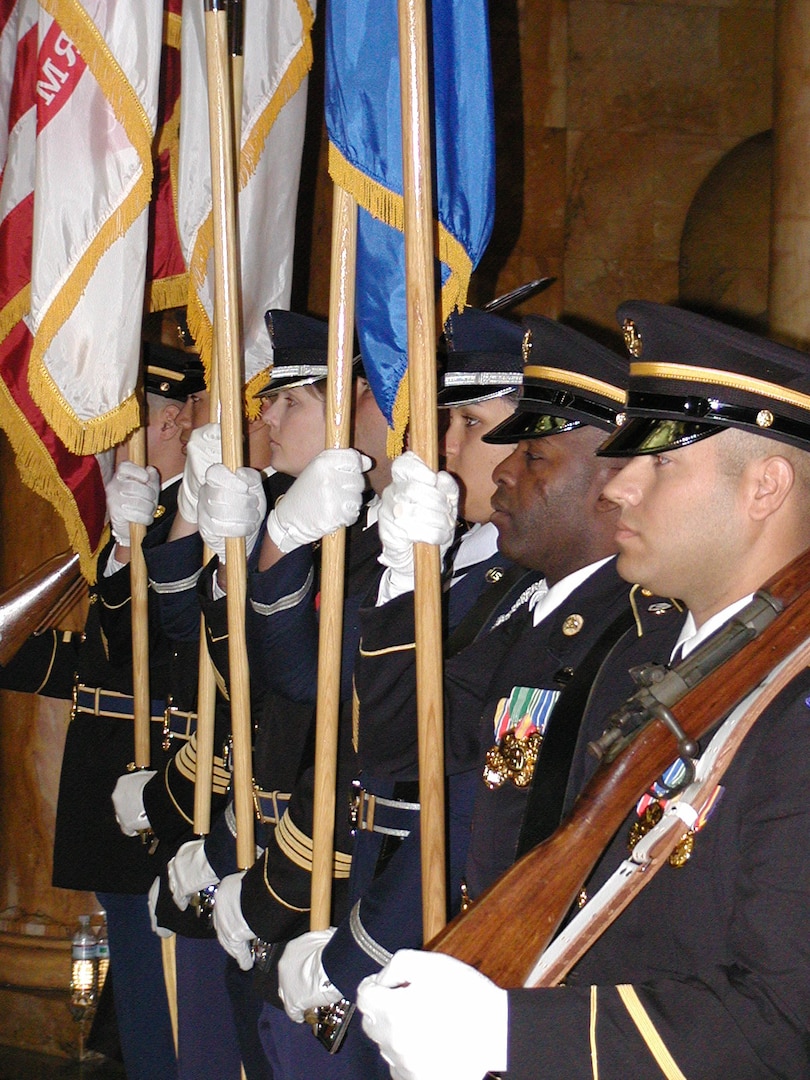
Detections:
[628, 757, 725, 868]
[483, 685, 560, 790]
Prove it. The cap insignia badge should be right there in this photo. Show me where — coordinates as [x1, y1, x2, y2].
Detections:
[622, 318, 643, 358]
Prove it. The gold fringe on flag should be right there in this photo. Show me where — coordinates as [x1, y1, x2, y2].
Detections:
[244, 365, 272, 421]
[0, 373, 108, 583]
[327, 143, 475, 457]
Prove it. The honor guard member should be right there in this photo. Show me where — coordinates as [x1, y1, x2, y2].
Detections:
[107, 343, 260, 1080]
[138, 312, 373, 860]
[122, 313, 344, 1080]
[434, 304, 525, 617]
[273, 317, 676, 1080]
[357, 301, 810, 1080]
[0, 338, 206, 1080]
[344, 304, 528, 943]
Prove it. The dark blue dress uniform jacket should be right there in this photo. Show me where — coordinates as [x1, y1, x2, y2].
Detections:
[237, 504, 384, 945]
[505, 625, 810, 1079]
[238, 521, 512, 948]
[138, 472, 298, 850]
[321, 560, 677, 999]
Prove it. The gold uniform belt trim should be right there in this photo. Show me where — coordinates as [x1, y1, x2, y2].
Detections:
[73, 683, 169, 725]
[630, 360, 810, 412]
[523, 364, 626, 404]
[253, 789, 291, 825]
[616, 984, 687, 1080]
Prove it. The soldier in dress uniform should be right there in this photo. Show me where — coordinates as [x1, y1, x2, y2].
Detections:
[356, 301, 810, 1080]
[436, 304, 525, 617]
[0, 335, 206, 1080]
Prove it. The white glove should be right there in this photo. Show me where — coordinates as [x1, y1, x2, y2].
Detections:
[277, 928, 342, 1023]
[212, 871, 254, 971]
[357, 950, 508, 1080]
[167, 838, 220, 912]
[105, 461, 160, 546]
[266, 448, 371, 554]
[197, 464, 267, 563]
[111, 770, 156, 836]
[377, 451, 459, 603]
[176, 422, 222, 523]
[147, 876, 173, 939]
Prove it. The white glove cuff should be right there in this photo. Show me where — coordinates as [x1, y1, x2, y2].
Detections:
[266, 504, 299, 554]
[485, 987, 509, 1073]
[376, 565, 415, 606]
[112, 770, 156, 836]
[148, 876, 173, 939]
[168, 839, 219, 911]
[110, 521, 131, 548]
[176, 481, 197, 525]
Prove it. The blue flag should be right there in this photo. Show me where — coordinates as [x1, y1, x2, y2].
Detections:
[325, 0, 495, 450]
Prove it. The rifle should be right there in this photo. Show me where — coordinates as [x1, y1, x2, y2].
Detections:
[427, 546, 810, 986]
[0, 549, 83, 666]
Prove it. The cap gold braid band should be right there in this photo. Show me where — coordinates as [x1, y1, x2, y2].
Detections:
[630, 361, 810, 414]
[524, 363, 626, 404]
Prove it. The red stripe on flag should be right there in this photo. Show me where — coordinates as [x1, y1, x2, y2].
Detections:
[147, 16, 184, 295]
[148, 145, 186, 283]
[36, 20, 86, 134]
[0, 190, 32, 303]
[0, 319, 106, 548]
[8, 23, 37, 134]
[0, 0, 17, 41]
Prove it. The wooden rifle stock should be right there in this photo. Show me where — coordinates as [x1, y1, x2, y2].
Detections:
[427, 546, 810, 987]
[0, 550, 82, 666]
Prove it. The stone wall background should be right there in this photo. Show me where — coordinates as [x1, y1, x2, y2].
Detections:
[299, 0, 777, 339]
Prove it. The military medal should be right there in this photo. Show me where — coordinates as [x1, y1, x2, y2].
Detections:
[483, 685, 560, 789]
[484, 726, 542, 789]
[628, 761, 724, 868]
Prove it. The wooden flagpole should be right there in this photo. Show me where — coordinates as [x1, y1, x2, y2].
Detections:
[309, 184, 358, 931]
[128, 424, 151, 769]
[191, 380, 219, 838]
[193, 0, 243, 840]
[396, 0, 447, 940]
[202, 0, 254, 867]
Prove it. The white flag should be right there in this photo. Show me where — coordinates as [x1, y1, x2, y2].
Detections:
[179, 0, 315, 410]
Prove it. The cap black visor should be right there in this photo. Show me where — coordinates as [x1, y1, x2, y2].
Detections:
[596, 416, 722, 456]
[483, 410, 582, 444]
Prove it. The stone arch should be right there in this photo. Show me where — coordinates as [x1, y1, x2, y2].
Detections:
[679, 131, 772, 330]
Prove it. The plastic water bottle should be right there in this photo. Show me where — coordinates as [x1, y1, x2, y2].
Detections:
[95, 916, 109, 994]
[70, 914, 97, 1011]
